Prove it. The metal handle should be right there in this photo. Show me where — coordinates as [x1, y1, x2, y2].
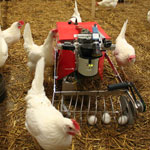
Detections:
[107, 82, 129, 91]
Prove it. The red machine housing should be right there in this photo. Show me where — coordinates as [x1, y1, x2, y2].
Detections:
[55, 22, 111, 80]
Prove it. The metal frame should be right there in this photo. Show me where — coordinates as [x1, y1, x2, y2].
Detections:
[52, 49, 139, 125]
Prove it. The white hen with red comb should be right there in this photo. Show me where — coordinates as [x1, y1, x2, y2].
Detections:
[113, 19, 135, 67]
[2, 20, 24, 47]
[25, 57, 80, 150]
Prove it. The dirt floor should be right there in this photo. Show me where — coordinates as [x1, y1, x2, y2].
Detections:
[0, 0, 150, 149]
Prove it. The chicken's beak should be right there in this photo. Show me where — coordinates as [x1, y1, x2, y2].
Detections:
[76, 130, 81, 136]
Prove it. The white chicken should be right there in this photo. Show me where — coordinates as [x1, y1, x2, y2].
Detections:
[147, 10, 150, 23]
[113, 19, 135, 79]
[113, 19, 135, 67]
[97, 0, 118, 8]
[25, 57, 80, 150]
[0, 26, 8, 69]
[69, 0, 82, 23]
[23, 23, 55, 73]
[2, 20, 24, 47]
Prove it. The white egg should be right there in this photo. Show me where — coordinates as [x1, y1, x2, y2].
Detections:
[101, 112, 111, 124]
[88, 115, 97, 125]
[118, 115, 128, 125]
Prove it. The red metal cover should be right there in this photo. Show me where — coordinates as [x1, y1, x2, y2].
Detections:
[56, 22, 109, 80]
[56, 50, 75, 80]
[98, 52, 105, 80]
[56, 22, 110, 41]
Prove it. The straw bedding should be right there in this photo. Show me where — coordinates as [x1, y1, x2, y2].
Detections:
[0, 0, 150, 149]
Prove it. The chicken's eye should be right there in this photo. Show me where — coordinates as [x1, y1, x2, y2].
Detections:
[69, 127, 72, 130]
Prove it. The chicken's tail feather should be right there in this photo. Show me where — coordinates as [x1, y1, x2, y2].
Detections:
[73, 0, 80, 17]
[118, 19, 128, 39]
[43, 30, 54, 46]
[43, 30, 54, 66]
[23, 23, 34, 50]
[75, 0, 78, 13]
[31, 57, 45, 94]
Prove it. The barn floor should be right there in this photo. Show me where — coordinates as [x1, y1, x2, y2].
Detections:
[0, 0, 150, 149]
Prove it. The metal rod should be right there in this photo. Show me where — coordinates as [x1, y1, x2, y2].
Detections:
[87, 96, 91, 118]
[73, 95, 79, 118]
[94, 96, 98, 115]
[105, 53, 123, 83]
[110, 97, 116, 122]
[118, 97, 122, 114]
[69, 96, 73, 110]
[60, 95, 64, 112]
[52, 49, 57, 105]
[80, 96, 84, 125]
[54, 89, 126, 96]
[67, 110, 119, 113]
[126, 91, 138, 109]
[103, 97, 106, 112]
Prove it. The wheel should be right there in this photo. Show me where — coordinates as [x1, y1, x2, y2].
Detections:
[119, 95, 135, 125]
[128, 100, 137, 117]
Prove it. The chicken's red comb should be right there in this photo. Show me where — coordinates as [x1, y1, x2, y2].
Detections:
[96, 2, 99, 6]
[71, 119, 80, 130]
[19, 20, 24, 25]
